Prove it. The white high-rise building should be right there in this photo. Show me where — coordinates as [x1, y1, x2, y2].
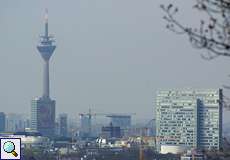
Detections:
[156, 89, 223, 152]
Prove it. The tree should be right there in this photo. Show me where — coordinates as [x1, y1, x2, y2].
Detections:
[161, 0, 230, 60]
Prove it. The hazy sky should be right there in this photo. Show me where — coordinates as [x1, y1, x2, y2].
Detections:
[1, 0, 230, 122]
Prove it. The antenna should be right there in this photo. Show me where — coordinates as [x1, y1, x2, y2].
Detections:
[45, 8, 48, 37]
[45, 8, 48, 22]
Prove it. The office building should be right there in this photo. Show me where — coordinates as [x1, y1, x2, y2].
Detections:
[79, 114, 92, 138]
[31, 10, 56, 137]
[156, 89, 222, 152]
[31, 98, 55, 136]
[0, 112, 5, 132]
[106, 114, 131, 137]
[101, 123, 121, 138]
[59, 113, 68, 137]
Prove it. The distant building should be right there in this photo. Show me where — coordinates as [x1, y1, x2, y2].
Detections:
[6, 113, 28, 132]
[79, 114, 92, 138]
[181, 154, 204, 160]
[101, 123, 121, 138]
[31, 11, 56, 137]
[106, 115, 131, 137]
[106, 115, 131, 129]
[59, 113, 68, 137]
[0, 132, 50, 149]
[55, 122, 59, 136]
[156, 89, 222, 152]
[160, 145, 188, 154]
[0, 112, 5, 132]
[181, 150, 205, 160]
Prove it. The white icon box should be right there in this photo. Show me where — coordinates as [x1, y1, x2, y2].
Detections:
[0, 138, 21, 160]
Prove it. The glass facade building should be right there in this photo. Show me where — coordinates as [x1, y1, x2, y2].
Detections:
[156, 89, 222, 151]
[31, 98, 56, 137]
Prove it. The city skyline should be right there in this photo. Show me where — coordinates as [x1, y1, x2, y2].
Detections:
[2, 1, 230, 159]
[1, 0, 230, 121]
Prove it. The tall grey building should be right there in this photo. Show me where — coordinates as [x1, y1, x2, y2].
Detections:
[79, 114, 92, 138]
[0, 112, 5, 132]
[59, 114, 68, 137]
[156, 89, 222, 152]
[31, 10, 56, 137]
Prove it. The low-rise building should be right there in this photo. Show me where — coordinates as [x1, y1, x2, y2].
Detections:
[0, 132, 50, 149]
[181, 150, 205, 160]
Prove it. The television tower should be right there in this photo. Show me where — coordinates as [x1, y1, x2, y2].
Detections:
[37, 9, 56, 99]
[31, 10, 56, 137]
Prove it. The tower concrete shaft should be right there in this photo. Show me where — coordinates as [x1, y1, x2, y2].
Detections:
[43, 60, 49, 98]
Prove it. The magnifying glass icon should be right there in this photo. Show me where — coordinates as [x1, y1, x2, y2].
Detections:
[3, 141, 18, 157]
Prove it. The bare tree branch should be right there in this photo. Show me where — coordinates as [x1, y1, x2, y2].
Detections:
[161, 0, 230, 59]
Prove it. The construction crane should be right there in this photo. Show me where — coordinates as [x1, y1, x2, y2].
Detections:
[139, 144, 144, 160]
[79, 109, 136, 118]
[139, 119, 156, 160]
